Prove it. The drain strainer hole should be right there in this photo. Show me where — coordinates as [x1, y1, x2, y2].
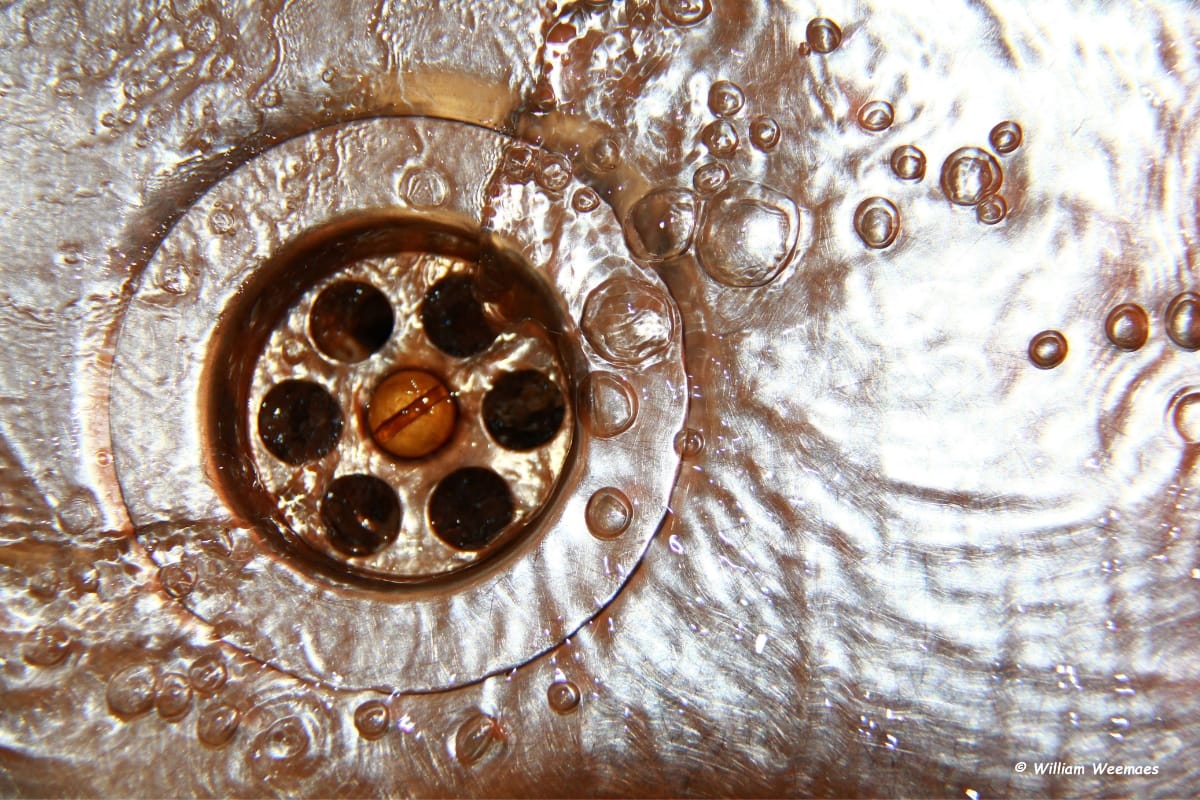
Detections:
[320, 474, 402, 557]
[483, 369, 566, 450]
[257, 380, 343, 465]
[420, 274, 496, 358]
[309, 280, 394, 363]
[429, 467, 514, 551]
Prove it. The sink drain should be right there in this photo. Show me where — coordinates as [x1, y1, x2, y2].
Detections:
[110, 117, 687, 690]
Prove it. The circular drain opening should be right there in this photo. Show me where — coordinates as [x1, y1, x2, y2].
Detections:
[309, 280, 394, 363]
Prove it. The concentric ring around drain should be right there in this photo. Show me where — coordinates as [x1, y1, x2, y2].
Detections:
[110, 117, 687, 691]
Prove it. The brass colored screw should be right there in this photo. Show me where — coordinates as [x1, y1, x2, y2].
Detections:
[368, 369, 456, 458]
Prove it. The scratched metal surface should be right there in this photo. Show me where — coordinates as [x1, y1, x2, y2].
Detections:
[2, 0, 1200, 797]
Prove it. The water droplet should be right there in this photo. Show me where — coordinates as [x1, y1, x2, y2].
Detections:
[660, 0, 711, 26]
[579, 372, 638, 438]
[354, 700, 390, 740]
[154, 262, 196, 297]
[1166, 291, 1200, 350]
[976, 195, 1008, 225]
[158, 561, 196, 598]
[107, 664, 158, 718]
[197, 703, 240, 748]
[989, 121, 1023, 155]
[402, 168, 449, 209]
[23, 626, 71, 667]
[1104, 303, 1149, 351]
[693, 162, 730, 195]
[674, 428, 704, 457]
[701, 119, 739, 158]
[501, 143, 536, 182]
[1028, 330, 1068, 369]
[856, 100, 895, 132]
[156, 672, 193, 721]
[251, 715, 311, 767]
[189, 653, 228, 694]
[707, 80, 745, 117]
[582, 279, 676, 366]
[696, 181, 801, 287]
[536, 152, 573, 193]
[547, 681, 582, 714]
[806, 17, 843, 53]
[1174, 393, 1200, 443]
[890, 145, 926, 181]
[586, 488, 633, 539]
[55, 489, 98, 535]
[853, 197, 901, 249]
[208, 207, 236, 235]
[454, 713, 501, 766]
[623, 188, 698, 262]
[572, 187, 601, 213]
[940, 147, 1003, 206]
[590, 137, 620, 172]
[749, 116, 781, 151]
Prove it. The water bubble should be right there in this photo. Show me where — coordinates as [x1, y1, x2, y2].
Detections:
[1166, 291, 1200, 350]
[989, 121, 1023, 155]
[707, 80, 745, 117]
[660, 0, 711, 26]
[940, 147, 1003, 206]
[1104, 303, 1149, 351]
[1172, 392, 1200, 443]
[701, 119, 739, 158]
[197, 703, 240, 748]
[623, 188, 699, 262]
[579, 372, 638, 438]
[693, 162, 731, 195]
[156, 673, 193, 721]
[354, 700, 390, 740]
[55, 489, 98, 535]
[183, 14, 219, 50]
[208, 206, 237, 235]
[674, 428, 705, 457]
[697, 181, 801, 287]
[251, 716, 312, 772]
[23, 626, 71, 667]
[402, 168, 449, 209]
[806, 18, 843, 53]
[590, 137, 620, 172]
[107, 664, 158, 718]
[454, 713, 501, 766]
[890, 145, 926, 181]
[749, 116, 781, 151]
[536, 153, 573, 193]
[501, 144, 536, 182]
[582, 279, 676, 366]
[547, 681, 582, 714]
[853, 197, 901, 249]
[857, 100, 895, 132]
[189, 653, 228, 694]
[1028, 330, 1068, 369]
[586, 488, 633, 539]
[572, 187, 601, 213]
[158, 561, 196, 598]
[154, 262, 196, 298]
[976, 195, 1008, 225]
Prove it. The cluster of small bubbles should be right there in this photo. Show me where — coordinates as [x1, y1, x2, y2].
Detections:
[856, 100, 895, 133]
[853, 197, 901, 249]
[158, 561, 196, 598]
[975, 195, 1008, 225]
[547, 680, 582, 714]
[501, 143, 537, 183]
[586, 487, 633, 539]
[582, 279, 676, 366]
[806, 17, 843, 53]
[660, 0, 712, 26]
[624, 188, 698, 262]
[749, 116, 781, 151]
[354, 700, 390, 740]
[940, 147, 1003, 206]
[707, 80, 745, 117]
[183, 13, 219, 50]
[590, 137, 620, 172]
[156, 673, 193, 721]
[571, 187, 601, 213]
[674, 428, 705, 457]
[693, 162, 731, 195]
[282, 338, 306, 364]
[402, 168, 449, 209]
[701, 119, 739, 158]
[189, 653, 228, 694]
[455, 713, 502, 766]
[696, 181, 801, 287]
[1028, 330, 1068, 369]
[536, 152, 573, 193]
[23, 626, 71, 667]
[989, 121, 1023, 155]
[208, 206, 237, 235]
[197, 703, 240, 748]
[1104, 303, 1149, 351]
[890, 145, 926, 181]
[1165, 291, 1200, 350]
[107, 664, 158, 718]
[580, 372, 638, 438]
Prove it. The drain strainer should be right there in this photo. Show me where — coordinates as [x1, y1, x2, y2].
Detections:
[110, 117, 687, 690]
